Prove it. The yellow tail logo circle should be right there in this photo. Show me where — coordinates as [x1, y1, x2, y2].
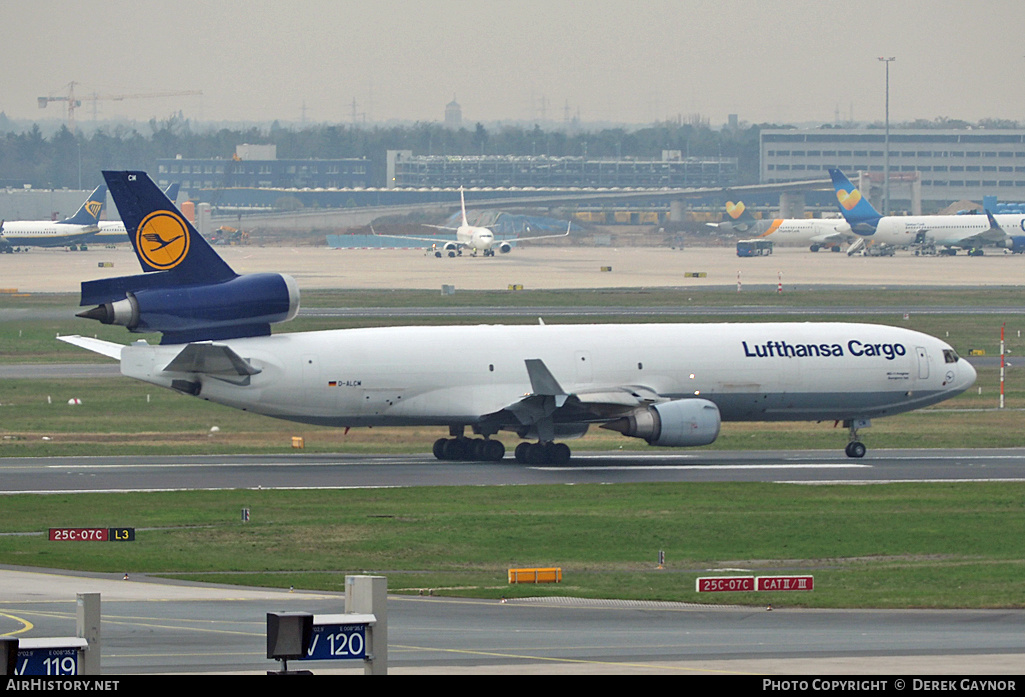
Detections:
[136, 211, 190, 270]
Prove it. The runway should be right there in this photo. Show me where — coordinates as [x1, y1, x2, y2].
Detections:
[2, 448, 1025, 493]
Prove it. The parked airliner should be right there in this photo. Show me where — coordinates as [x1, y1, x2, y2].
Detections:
[830, 168, 1025, 255]
[60, 172, 976, 463]
[373, 186, 569, 256]
[0, 186, 106, 251]
[85, 182, 180, 244]
[710, 200, 854, 252]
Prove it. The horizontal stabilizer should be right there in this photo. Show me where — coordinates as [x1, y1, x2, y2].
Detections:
[163, 343, 262, 377]
[56, 335, 125, 360]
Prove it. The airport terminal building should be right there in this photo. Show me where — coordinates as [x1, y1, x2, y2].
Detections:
[385, 150, 738, 189]
[761, 128, 1025, 211]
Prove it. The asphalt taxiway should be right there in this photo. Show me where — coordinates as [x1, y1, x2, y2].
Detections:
[2, 565, 1023, 675]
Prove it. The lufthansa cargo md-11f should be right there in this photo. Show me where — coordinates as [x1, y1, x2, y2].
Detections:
[60, 172, 977, 463]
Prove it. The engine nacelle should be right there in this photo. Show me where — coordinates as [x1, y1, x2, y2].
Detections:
[498, 241, 512, 254]
[603, 398, 721, 447]
[78, 272, 300, 344]
[443, 241, 459, 251]
[1010, 236, 1025, 254]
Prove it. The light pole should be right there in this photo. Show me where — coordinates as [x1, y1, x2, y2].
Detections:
[878, 57, 895, 216]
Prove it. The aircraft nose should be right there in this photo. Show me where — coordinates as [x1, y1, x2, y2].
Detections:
[955, 358, 978, 391]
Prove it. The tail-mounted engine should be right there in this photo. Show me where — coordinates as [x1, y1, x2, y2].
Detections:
[77, 272, 300, 345]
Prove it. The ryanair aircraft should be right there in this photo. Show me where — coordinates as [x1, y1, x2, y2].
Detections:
[0, 186, 106, 250]
[60, 172, 976, 463]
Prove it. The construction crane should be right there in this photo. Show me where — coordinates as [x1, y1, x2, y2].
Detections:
[38, 82, 203, 131]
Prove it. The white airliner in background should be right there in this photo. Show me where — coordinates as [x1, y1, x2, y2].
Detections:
[60, 171, 977, 465]
[0, 186, 106, 250]
[84, 183, 181, 244]
[830, 169, 1025, 255]
[374, 186, 570, 256]
[709, 200, 853, 252]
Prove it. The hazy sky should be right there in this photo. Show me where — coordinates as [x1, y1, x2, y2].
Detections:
[4, 1, 1024, 128]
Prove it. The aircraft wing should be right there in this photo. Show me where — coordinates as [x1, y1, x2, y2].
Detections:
[808, 232, 847, 246]
[497, 221, 572, 244]
[937, 213, 1010, 248]
[480, 358, 663, 440]
[370, 225, 462, 247]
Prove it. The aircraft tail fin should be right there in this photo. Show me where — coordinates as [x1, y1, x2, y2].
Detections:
[163, 181, 181, 205]
[725, 201, 757, 225]
[60, 185, 107, 226]
[459, 186, 469, 227]
[829, 169, 882, 232]
[77, 172, 299, 345]
[103, 171, 236, 283]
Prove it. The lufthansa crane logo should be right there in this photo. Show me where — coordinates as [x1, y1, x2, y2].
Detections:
[136, 210, 190, 270]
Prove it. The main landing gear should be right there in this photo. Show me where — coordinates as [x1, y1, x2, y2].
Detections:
[513, 441, 571, 465]
[430, 436, 573, 464]
[433, 437, 505, 462]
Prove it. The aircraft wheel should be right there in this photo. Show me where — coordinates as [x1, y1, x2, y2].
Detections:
[448, 251, 456, 258]
[433, 438, 448, 460]
[523, 443, 544, 465]
[514, 442, 531, 463]
[845, 441, 866, 458]
[441, 438, 466, 460]
[547, 442, 571, 465]
[482, 439, 505, 462]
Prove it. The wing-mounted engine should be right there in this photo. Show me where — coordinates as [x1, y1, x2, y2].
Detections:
[497, 241, 512, 254]
[77, 271, 300, 345]
[601, 398, 721, 447]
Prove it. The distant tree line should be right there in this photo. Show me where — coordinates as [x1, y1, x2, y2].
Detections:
[0, 111, 1016, 191]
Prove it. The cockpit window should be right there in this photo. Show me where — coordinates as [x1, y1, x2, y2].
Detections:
[943, 349, 960, 364]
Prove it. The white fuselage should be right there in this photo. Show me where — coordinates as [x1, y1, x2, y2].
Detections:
[118, 322, 975, 431]
[87, 221, 128, 243]
[0, 221, 99, 247]
[868, 214, 1025, 248]
[457, 224, 496, 252]
[759, 218, 853, 248]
